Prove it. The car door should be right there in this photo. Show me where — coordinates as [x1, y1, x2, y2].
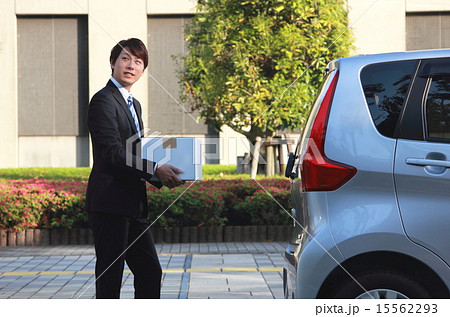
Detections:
[394, 58, 450, 266]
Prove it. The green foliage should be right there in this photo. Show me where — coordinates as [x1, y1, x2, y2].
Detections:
[235, 189, 291, 226]
[149, 178, 291, 227]
[0, 168, 91, 181]
[148, 186, 226, 228]
[0, 165, 248, 181]
[0, 177, 292, 230]
[0, 179, 87, 231]
[202, 164, 237, 175]
[217, 178, 291, 226]
[201, 164, 238, 179]
[180, 0, 353, 141]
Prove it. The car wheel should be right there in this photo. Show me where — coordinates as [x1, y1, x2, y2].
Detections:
[329, 270, 432, 299]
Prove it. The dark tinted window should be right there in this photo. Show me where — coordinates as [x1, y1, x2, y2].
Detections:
[425, 75, 450, 140]
[361, 61, 417, 138]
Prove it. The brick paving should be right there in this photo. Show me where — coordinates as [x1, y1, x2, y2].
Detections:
[0, 242, 286, 299]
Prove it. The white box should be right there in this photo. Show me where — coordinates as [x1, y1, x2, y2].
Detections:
[141, 137, 202, 181]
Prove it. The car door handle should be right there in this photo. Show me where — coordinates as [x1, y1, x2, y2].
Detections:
[406, 158, 450, 168]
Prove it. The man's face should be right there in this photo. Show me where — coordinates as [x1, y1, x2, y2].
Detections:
[111, 47, 145, 90]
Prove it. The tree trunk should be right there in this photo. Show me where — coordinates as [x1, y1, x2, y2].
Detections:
[250, 137, 262, 178]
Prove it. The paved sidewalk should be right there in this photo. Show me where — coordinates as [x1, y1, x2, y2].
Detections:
[0, 242, 286, 299]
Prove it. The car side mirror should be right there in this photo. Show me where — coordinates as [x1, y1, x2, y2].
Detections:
[285, 152, 298, 179]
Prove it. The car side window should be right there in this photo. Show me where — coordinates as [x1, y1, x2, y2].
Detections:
[360, 61, 418, 138]
[425, 75, 450, 141]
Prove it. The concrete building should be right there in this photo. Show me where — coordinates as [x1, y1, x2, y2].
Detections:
[1, 0, 449, 168]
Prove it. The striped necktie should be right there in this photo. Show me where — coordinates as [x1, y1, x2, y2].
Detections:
[127, 94, 141, 138]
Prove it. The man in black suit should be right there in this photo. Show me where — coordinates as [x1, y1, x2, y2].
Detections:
[86, 38, 183, 299]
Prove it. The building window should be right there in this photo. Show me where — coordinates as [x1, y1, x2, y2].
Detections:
[406, 12, 450, 50]
[17, 16, 89, 136]
[148, 15, 212, 135]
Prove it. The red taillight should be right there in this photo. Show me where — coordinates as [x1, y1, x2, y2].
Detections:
[301, 71, 357, 191]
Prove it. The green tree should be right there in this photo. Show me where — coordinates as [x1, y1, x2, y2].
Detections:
[180, 0, 353, 143]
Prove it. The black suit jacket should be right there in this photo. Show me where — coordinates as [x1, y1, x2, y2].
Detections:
[86, 80, 159, 218]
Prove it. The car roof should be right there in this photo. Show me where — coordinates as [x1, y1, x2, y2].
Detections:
[326, 49, 450, 73]
[345, 48, 450, 62]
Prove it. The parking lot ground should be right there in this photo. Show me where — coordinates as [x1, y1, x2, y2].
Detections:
[0, 242, 286, 299]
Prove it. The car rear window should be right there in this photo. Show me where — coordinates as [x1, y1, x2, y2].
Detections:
[360, 60, 418, 138]
[425, 75, 450, 140]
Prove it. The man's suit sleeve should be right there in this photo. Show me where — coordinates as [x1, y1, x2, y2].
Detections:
[87, 91, 157, 182]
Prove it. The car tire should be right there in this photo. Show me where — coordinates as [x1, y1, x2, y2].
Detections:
[329, 270, 432, 299]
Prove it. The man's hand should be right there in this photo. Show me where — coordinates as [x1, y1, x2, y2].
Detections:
[155, 164, 184, 188]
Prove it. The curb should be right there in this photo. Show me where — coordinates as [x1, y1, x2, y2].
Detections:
[0, 225, 291, 247]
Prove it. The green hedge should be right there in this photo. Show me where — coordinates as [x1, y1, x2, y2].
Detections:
[0, 178, 292, 231]
[0, 167, 91, 181]
[0, 165, 285, 181]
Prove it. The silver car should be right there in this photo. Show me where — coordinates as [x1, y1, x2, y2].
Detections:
[284, 49, 450, 299]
